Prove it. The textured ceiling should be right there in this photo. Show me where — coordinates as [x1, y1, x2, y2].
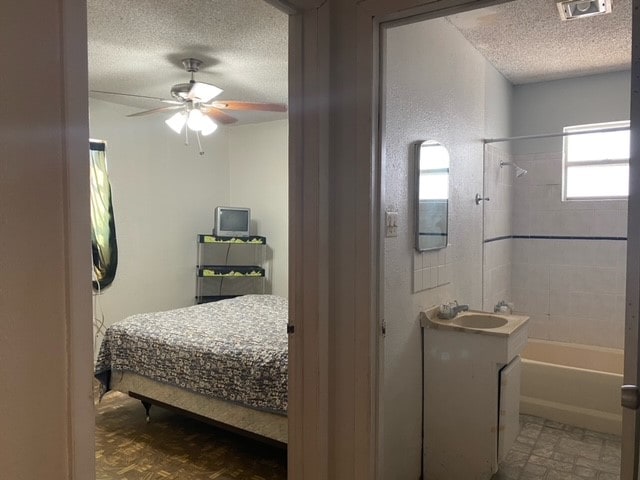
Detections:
[88, 0, 631, 124]
[87, 0, 288, 124]
[446, 0, 631, 84]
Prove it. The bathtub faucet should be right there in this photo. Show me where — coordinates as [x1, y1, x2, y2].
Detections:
[438, 301, 469, 320]
[494, 300, 513, 314]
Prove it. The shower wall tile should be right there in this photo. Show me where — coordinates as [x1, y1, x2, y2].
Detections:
[482, 145, 514, 310]
[422, 266, 437, 290]
[508, 151, 628, 349]
[512, 263, 550, 293]
[512, 287, 550, 315]
[414, 269, 422, 292]
[438, 264, 452, 285]
[413, 246, 454, 293]
[591, 209, 627, 237]
[483, 238, 513, 310]
[529, 184, 560, 212]
[484, 145, 513, 240]
[512, 211, 532, 237]
[524, 313, 554, 341]
[484, 237, 511, 269]
[513, 153, 561, 185]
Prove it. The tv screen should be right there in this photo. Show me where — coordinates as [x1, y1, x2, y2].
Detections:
[215, 207, 250, 237]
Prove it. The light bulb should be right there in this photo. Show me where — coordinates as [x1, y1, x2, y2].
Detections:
[576, 0, 591, 12]
[187, 109, 205, 131]
[199, 115, 218, 136]
[165, 111, 187, 134]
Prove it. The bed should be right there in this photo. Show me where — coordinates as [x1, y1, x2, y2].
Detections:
[94, 294, 288, 447]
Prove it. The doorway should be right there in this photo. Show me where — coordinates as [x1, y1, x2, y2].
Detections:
[379, 1, 631, 478]
[87, 1, 289, 478]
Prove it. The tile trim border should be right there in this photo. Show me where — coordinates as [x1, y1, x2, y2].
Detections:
[484, 235, 628, 243]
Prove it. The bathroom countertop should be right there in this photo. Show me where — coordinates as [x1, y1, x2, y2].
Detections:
[420, 306, 529, 337]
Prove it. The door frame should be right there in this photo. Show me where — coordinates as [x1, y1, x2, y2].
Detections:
[622, 0, 640, 476]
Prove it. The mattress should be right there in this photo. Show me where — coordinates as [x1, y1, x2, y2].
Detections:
[95, 294, 288, 414]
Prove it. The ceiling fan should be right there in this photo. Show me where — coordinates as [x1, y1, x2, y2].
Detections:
[91, 58, 287, 154]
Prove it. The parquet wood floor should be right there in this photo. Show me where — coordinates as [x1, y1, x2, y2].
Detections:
[95, 388, 286, 480]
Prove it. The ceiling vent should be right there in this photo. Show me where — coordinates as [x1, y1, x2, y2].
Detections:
[557, 0, 611, 20]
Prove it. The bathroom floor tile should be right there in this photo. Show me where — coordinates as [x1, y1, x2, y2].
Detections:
[492, 415, 621, 480]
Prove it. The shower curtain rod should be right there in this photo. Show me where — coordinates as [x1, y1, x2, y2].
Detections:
[483, 125, 629, 144]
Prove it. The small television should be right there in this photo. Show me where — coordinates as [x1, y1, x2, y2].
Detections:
[214, 206, 251, 237]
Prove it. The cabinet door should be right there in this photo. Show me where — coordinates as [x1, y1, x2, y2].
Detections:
[498, 355, 522, 462]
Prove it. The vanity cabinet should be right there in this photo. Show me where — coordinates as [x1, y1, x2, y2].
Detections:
[498, 355, 522, 462]
[420, 310, 529, 480]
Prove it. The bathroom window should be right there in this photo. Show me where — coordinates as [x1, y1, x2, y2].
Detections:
[563, 121, 630, 200]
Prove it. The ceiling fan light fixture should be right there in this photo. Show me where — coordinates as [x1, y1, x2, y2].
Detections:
[165, 111, 187, 134]
[187, 109, 206, 131]
[116, 57, 285, 147]
[199, 116, 218, 136]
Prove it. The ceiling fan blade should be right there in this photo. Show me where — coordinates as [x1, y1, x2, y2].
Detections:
[186, 82, 223, 103]
[90, 90, 180, 104]
[126, 105, 183, 117]
[205, 101, 287, 112]
[201, 107, 238, 125]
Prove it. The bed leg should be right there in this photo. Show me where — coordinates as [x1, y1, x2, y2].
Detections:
[141, 400, 152, 423]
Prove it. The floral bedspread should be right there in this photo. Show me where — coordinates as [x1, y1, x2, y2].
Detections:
[95, 294, 288, 414]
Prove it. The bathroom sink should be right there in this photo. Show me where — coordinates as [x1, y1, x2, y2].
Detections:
[452, 314, 509, 329]
[420, 307, 529, 337]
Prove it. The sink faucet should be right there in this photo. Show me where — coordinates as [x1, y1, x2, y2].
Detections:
[437, 301, 469, 320]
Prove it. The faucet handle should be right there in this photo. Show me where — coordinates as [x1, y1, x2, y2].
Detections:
[494, 300, 513, 314]
[438, 301, 463, 319]
[438, 303, 453, 319]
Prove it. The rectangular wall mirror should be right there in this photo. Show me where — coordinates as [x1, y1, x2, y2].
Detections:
[415, 140, 450, 251]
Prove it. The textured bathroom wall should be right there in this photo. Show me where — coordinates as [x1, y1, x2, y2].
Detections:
[382, 17, 512, 479]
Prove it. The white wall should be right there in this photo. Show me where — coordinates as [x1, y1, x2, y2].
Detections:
[228, 120, 289, 297]
[89, 100, 289, 349]
[89, 98, 230, 334]
[512, 70, 630, 155]
[382, 18, 512, 479]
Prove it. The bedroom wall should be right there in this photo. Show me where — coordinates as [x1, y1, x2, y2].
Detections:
[382, 18, 512, 479]
[89, 98, 230, 338]
[228, 119, 289, 298]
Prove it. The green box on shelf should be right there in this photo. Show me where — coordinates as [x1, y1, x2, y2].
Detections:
[198, 234, 267, 244]
[197, 265, 266, 277]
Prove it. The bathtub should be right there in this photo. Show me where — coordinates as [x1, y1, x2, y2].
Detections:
[520, 338, 623, 435]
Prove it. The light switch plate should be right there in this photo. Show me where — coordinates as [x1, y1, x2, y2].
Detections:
[385, 211, 398, 237]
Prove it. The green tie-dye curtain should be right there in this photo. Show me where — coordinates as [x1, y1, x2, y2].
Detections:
[90, 141, 118, 290]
